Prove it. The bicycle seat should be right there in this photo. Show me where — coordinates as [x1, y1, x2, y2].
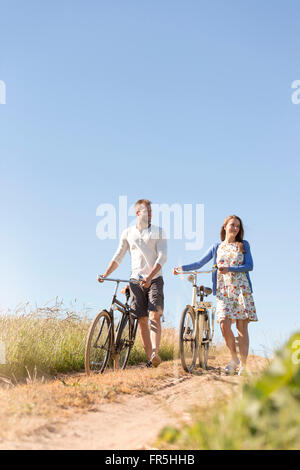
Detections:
[197, 285, 212, 296]
[121, 285, 130, 296]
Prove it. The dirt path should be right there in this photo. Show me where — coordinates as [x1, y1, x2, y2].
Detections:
[1, 355, 266, 450]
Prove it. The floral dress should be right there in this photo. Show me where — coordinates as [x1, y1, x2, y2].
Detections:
[216, 242, 258, 323]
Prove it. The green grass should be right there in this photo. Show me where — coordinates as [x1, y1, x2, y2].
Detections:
[0, 302, 176, 380]
[158, 331, 300, 450]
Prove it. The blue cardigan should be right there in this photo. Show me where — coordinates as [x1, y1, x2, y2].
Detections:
[181, 240, 253, 295]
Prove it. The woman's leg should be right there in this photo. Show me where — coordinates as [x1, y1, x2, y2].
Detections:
[219, 317, 239, 362]
[236, 319, 249, 366]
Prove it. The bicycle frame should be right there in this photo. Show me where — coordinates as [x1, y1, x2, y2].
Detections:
[97, 276, 139, 362]
[176, 267, 217, 370]
[175, 267, 216, 308]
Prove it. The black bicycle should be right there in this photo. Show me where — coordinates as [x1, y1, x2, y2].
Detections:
[85, 277, 139, 375]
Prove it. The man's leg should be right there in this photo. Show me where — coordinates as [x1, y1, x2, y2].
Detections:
[129, 281, 152, 360]
[149, 308, 163, 355]
[148, 277, 164, 366]
[138, 316, 152, 360]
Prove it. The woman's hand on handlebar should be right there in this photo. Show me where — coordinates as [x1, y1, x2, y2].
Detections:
[98, 274, 107, 283]
[173, 267, 182, 275]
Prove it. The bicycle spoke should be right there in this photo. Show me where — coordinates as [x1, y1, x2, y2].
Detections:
[180, 307, 198, 373]
[199, 315, 210, 369]
[85, 311, 112, 375]
[115, 315, 135, 369]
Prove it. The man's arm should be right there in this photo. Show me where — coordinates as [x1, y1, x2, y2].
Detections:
[98, 260, 119, 282]
[140, 263, 163, 287]
[98, 229, 129, 282]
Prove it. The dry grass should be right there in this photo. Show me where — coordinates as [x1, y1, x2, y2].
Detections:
[0, 301, 90, 379]
[0, 301, 177, 380]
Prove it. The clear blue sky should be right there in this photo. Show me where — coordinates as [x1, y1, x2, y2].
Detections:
[0, 1, 299, 356]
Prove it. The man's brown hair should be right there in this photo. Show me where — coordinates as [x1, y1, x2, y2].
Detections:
[134, 199, 151, 210]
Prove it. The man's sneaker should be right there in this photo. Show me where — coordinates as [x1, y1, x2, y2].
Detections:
[150, 353, 162, 368]
[146, 360, 152, 368]
[225, 359, 240, 375]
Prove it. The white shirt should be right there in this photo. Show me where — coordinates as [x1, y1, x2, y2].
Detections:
[111, 224, 167, 280]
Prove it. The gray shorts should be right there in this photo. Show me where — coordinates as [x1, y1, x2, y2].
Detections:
[129, 276, 164, 318]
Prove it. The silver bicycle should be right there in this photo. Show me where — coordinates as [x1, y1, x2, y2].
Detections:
[174, 266, 217, 372]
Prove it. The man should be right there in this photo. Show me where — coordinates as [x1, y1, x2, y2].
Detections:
[98, 199, 167, 367]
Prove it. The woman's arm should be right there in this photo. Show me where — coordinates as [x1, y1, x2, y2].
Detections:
[228, 240, 253, 272]
[181, 245, 214, 272]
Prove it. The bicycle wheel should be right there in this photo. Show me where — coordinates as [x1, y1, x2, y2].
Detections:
[85, 310, 112, 375]
[199, 314, 210, 369]
[179, 306, 198, 373]
[115, 315, 138, 370]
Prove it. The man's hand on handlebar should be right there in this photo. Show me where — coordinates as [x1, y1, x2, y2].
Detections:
[140, 276, 151, 288]
[98, 261, 118, 283]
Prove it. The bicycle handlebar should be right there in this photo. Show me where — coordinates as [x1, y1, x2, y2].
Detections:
[97, 275, 140, 284]
[99, 265, 218, 283]
[174, 265, 218, 275]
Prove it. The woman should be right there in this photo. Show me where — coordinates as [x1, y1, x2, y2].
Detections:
[174, 215, 257, 376]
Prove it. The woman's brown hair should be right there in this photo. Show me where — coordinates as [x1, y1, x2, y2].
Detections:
[220, 215, 245, 252]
